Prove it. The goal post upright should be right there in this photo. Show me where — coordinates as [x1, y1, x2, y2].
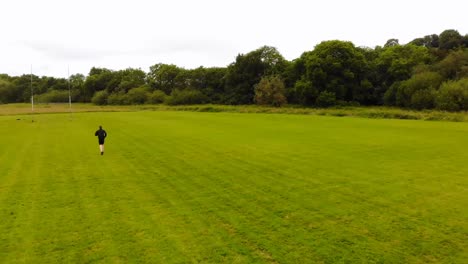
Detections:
[68, 65, 72, 120]
[31, 64, 34, 122]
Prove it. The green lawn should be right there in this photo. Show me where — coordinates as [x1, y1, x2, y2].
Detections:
[0, 111, 467, 263]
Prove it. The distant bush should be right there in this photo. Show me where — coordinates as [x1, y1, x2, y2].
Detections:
[165, 89, 209, 105]
[147, 90, 167, 104]
[127, 87, 150, 104]
[336, 100, 360, 107]
[435, 78, 468, 111]
[107, 92, 129, 105]
[316, 91, 336, 107]
[91, 90, 109, 105]
[434, 49, 468, 79]
[35, 90, 72, 103]
[0, 79, 16, 103]
[410, 89, 436, 110]
[293, 79, 318, 105]
[396, 72, 443, 108]
[383, 82, 399, 106]
[254, 76, 287, 107]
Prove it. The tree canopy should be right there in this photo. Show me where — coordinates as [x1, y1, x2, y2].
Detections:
[1, 29, 467, 110]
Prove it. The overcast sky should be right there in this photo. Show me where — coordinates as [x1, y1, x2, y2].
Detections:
[1, 0, 467, 78]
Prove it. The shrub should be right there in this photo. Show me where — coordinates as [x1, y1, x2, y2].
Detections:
[107, 92, 129, 105]
[91, 90, 109, 105]
[147, 90, 167, 104]
[127, 87, 149, 104]
[395, 72, 443, 108]
[410, 89, 436, 110]
[395, 83, 412, 107]
[165, 89, 209, 105]
[293, 79, 318, 106]
[35, 90, 72, 103]
[0, 79, 16, 103]
[316, 91, 336, 107]
[335, 100, 360, 107]
[254, 76, 287, 107]
[435, 78, 468, 111]
[434, 49, 468, 79]
[352, 79, 375, 105]
[383, 83, 399, 106]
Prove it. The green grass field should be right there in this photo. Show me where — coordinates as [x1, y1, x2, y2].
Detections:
[0, 110, 467, 263]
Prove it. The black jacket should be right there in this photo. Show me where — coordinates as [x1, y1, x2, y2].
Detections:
[95, 129, 107, 142]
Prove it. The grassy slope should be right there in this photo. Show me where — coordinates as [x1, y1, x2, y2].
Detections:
[0, 111, 467, 263]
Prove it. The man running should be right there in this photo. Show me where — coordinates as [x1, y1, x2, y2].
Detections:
[95, 125, 107, 155]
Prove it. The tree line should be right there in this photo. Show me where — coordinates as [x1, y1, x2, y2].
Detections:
[1, 29, 467, 111]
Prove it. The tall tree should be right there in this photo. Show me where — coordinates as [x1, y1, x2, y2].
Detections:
[282, 59, 306, 103]
[147, 64, 186, 94]
[375, 44, 433, 90]
[434, 49, 468, 79]
[300, 40, 369, 102]
[410, 34, 439, 48]
[0, 78, 16, 103]
[439, 29, 463, 50]
[184, 67, 226, 102]
[114, 68, 146, 93]
[83, 68, 113, 101]
[463, 34, 468, 48]
[69, 74, 85, 102]
[384, 38, 399, 47]
[224, 46, 287, 104]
